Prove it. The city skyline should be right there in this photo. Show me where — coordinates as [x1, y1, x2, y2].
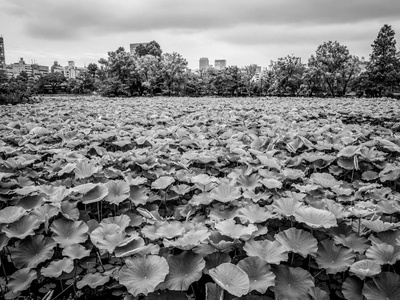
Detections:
[0, 0, 400, 70]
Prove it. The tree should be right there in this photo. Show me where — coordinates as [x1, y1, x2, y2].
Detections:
[308, 41, 360, 97]
[37, 73, 66, 94]
[135, 41, 162, 58]
[160, 52, 188, 95]
[366, 24, 400, 96]
[87, 63, 98, 78]
[241, 65, 258, 96]
[268, 55, 305, 96]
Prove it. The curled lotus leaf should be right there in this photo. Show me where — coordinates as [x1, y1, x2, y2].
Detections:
[62, 244, 91, 260]
[244, 239, 288, 264]
[155, 221, 186, 239]
[209, 262, 250, 297]
[238, 204, 275, 224]
[191, 174, 217, 186]
[10, 235, 56, 268]
[90, 223, 125, 253]
[275, 228, 318, 258]
[308, 287, 330, 300]
[310, 172, 341, 188]
[210, 183, 241, 203]
[3, 215, 41, 239]
[379, 165, 400, 182]
[31, 204, 60, 222]
[163, 228, 210, 250]
[151, 176, 175, 189]
[119, 255, 169, 296]
[337, 145, 361, 157]
[362, 219, 400, 232]
[71, 183, 97, 195]
[235, 174, 262, 191]
[257, 155, 281, 170]
[349, 259, 381, 280]
[17, 194, 43, 210]
[114, 237, 146, 257]
[215, 219, 257, 240]
[81, 184, 108, 204]
[77, 272, 110, 289]
[51, 219, 89, 248]
[237, 256, 275, 294]
[41, 257, 74, 278]
[60, 201, 80, 221]
[315, 239, 355, 274]
[0, 206, 26, 224]
[333, 233, 371, 254]
[129, 186, 149, 206]
[7, 268, 37, 293]
[294, 206, 337, 229]
[104, 180, 130, 205]
[164, 251, 205, 291]
[362, 272, 400, 300]
[101, 214, 131, 231]
[272, 265, 314, 300]
[203, 252, 231, 275]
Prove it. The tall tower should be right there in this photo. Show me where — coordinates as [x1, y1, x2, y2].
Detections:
[0, 36, 5, 68]
[199, 57, 209, 70]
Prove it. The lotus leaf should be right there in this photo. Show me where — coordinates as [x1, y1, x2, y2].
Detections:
[0, 206, 26, 224]
[244, 239, 288, 264]
[129, 186, 149, 206]
[316, 239, 355, 274]
[238, 204, 274, 224]
[294, 206, 337, 229]
[151, 176, 175, 189]
[349, 259, 381, 280]
[209, 262, 250, 297]
[60, 201, 80, 220]
[275, 228, 318, 257]
[342, 276, 364, 300]
[3, 215, 41, 239]
[104, 180, 130, 204]
[77, 272, 110, 289]
[210, 183, 241, 203]
[119, 255, 169, 296]
[81, 184, 108, 204]
[333, 233, 371, 254]
[74, 160, 101, 179]
[155, 220, 186, 239]
[10, 235, 56, 268]
[362, 219, 400, 232]
[365, 243, 400, 265]
[90, 223, 125, 253]
[272, 197, 302, 217]
[203, 252, 231, 275]
[51, 219, 89, 248]
[261, 178, 282, 189]
[215, 219, 257, 240]
[163, 228, 210, 250]
[237, 256, 275, 294]
[62, 244, 91, 260]
[272, 265, 314, 300]
[362, 272, 400, 300]
[41, 257, 74, 278]
[308, 287, 330, 300]
[7, 268, 37, 293]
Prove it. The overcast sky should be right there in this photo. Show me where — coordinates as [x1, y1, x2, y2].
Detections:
[1, 0, 400, 69]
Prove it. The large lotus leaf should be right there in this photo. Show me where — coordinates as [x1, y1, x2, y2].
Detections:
[58, 163, 76, 176]
[164, 251, 205, 290]
[77, 272, 110, 289]
[272, 265, 314, 300]
[316, 239, 355, 274]
[41, 257, 74, 278]
[191, 174, 217, 186]
[210, 183, 241, 203]
[171, 184, 191, 195]
[362, 272, 400, 300]
[342, 276, 364, 300]
[60, 201, 80, 221]
[114, 237, 146, 257]
[209, 262, 250, 297]
[244, 239, 288, 264]
[310, 172, 341, 188]
[119, 255, 169, 296]
[365, 243, 400, 265]
[164, 228, 210, 250]
[125, 175, 147, 186]
[101, 214, 131, 231]
[62, 244, 91, 260]
[151, 176, 175, 189]
[81, 184, 108, 204]
[29, 126, 50, 135]
[129, 186, 149, 206]
[7, 268, 37, 293]
[17, 194, 43, 210]
[272, 197, 302, 217]
[0, 206, 26, 224]
[349, 259, 381, 280]
[294, 206, 337, 229]
[3, 215, 41, 239]
[103, 180, 130, 205]
[215, 219, 257, 240]
[362, 219, 400, 232]
[275, 228, 318, 258]
[74, 160, 101, 179]
[238, 204, 275, 224]
[51, 219, 89, 248]
[90, 223, 125, 253]
[333, 233, 371, 254]
[237, 256, 275, 294]
[10, 235, 56, 268]
[155, 221, 186, 239]
[31, 204, 60, 222]
[379, 165, 400, 182]
[257, 155, 281, 170]
[261, 178, 282, 189]
[209, 206, 240, 221]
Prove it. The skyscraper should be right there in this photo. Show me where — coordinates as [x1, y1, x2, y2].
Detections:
[215, 59, 226, 70]
[0, 36, 6, 71]
[199, 57, 209, 70]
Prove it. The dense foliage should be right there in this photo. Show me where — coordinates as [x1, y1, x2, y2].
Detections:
[1, 96, 400, 300]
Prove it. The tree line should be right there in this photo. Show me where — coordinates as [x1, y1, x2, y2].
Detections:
[1, 24, 399, 104]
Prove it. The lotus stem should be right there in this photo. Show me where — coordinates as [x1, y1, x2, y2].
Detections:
[190, 283, 197, 300]
[313, 269, 324, 278]
[96, 250, 106, 272]
[52, 282, 74, 300]
[358, 217, 361, 236]
[290, 252, 295, 266]
[0, 255, 8, 284]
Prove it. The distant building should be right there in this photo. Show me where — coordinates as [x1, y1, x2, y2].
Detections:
[199, 57, 209, 70]
[215, 59, 226, 70]
[251, 64, 262, 81]
[130, 43, 148, 54]
[359, 56, 368, 72]
[64, 61, 85, 79]
[7, 57, 49, 79]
